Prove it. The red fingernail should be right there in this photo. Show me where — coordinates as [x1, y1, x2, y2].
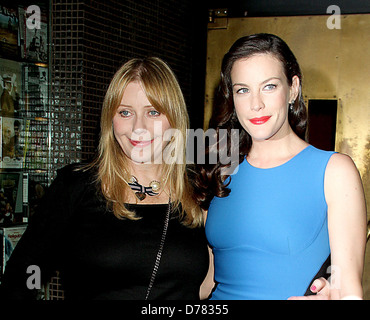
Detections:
[311, 285, 316, 291]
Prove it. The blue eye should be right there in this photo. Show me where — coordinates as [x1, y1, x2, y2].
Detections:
[264, 84, 277, 91]
[148, 110, 160, 117]
[119, 110, 132, 117]
[236, 88, 249, 94]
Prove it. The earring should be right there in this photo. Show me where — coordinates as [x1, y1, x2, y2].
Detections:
[289, 101, 294, 112]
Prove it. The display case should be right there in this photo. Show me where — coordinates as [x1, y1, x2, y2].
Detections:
[0, 0, 51, 281]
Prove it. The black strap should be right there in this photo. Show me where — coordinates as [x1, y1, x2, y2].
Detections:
[145, 200, 171, 300]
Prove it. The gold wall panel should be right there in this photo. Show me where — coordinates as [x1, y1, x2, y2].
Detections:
[205, 14, 370, 299]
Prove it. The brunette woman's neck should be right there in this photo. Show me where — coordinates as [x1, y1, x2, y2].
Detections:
[247, 132, 308, 169]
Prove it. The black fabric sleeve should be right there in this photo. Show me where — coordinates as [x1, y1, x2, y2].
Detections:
[0, 164, 83, 299]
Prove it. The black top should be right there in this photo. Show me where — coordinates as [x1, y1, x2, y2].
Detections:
[0, 165, 209, 300]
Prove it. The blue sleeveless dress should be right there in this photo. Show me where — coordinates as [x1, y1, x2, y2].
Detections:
[206, 145, 335, 300]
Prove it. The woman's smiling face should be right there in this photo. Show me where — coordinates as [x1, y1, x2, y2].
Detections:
[231, 53, 299, 142]
[112, 80, 171, 164]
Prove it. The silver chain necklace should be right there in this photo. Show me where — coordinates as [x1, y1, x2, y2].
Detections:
[144, 196, 171, 300]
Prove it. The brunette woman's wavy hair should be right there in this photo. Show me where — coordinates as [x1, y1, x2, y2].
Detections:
[195, 33, 308, 210]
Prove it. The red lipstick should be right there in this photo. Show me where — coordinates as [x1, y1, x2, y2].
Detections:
[249, 116, 271, 125]
[129, 139, 154, 147]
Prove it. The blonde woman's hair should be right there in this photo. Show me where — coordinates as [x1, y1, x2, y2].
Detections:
[91, 57, 202, 227]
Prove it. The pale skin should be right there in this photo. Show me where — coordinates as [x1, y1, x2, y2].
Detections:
[201, 53, 366, 300]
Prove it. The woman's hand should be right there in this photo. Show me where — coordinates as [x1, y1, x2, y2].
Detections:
[288, 277, 363, 300]
[288, 278, 331, 300]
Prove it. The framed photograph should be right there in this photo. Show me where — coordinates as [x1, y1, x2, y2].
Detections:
[0, 5, 19, 60]
[1, 117, 26, 169]
[0, 58, 24, 117]
[0, 224, 27, 281]
[18, 5, 48, 63]
[0, 172, 24, 224]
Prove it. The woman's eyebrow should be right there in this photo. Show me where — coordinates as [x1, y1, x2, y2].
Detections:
[232, 76, 282, 87]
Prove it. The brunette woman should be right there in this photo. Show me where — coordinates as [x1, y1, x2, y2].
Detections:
[197, 34, 367, 300]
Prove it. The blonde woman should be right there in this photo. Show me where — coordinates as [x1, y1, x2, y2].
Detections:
[1, 57, 211, 300]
